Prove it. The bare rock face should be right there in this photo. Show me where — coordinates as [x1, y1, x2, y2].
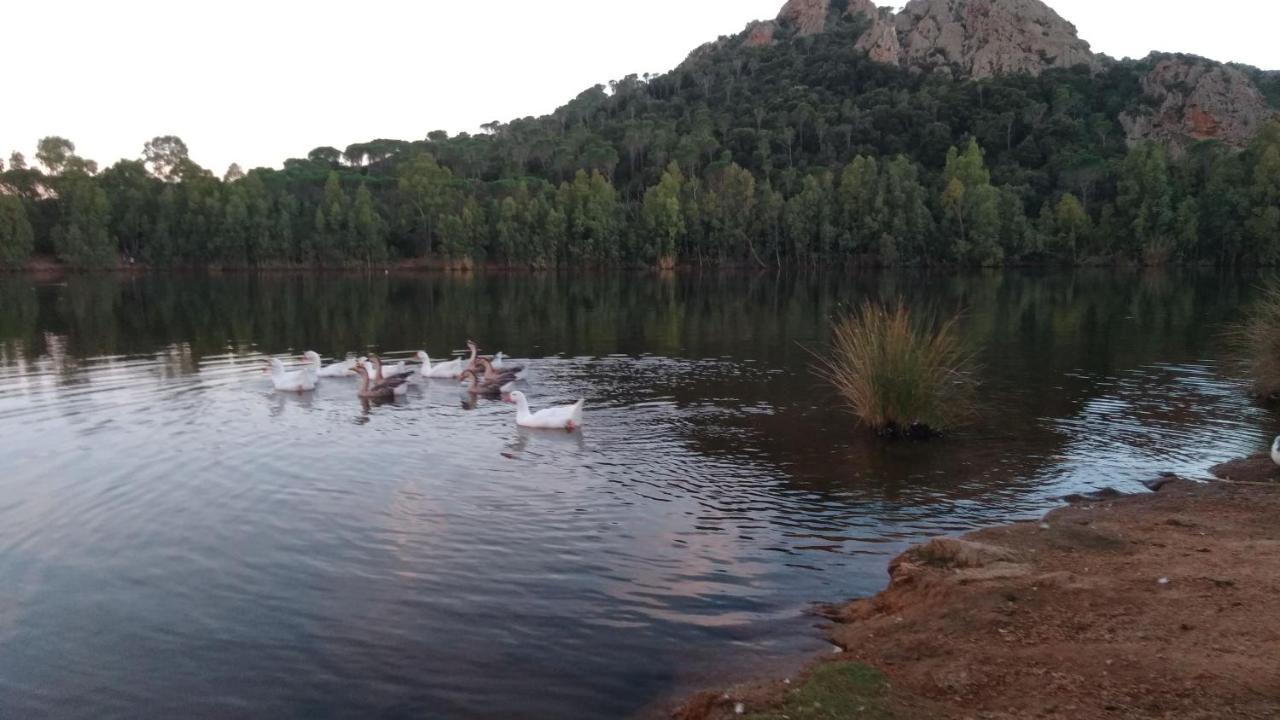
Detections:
[1121, 57, 1277, 153]
[744, 20, 777, 48]
[854, 8, 903, 64]
[777, 0, 832, 36]
[895, 0, 1099, 79]
[767, 0, 1098, 79]
[777, 0, 902, 61]
[756, 0, 1278, 158]
[845, 0, 882, 19]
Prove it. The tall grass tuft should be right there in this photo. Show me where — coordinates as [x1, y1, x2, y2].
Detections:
[816, 301, 976, 437]
[1237, 283, 1280, 400]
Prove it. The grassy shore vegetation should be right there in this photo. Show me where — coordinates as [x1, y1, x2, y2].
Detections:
[1238, 282, 1280, 399]
[2, 12, 1278, 270]
[817, 301, 976, 437]
[745, 662, 891, 720]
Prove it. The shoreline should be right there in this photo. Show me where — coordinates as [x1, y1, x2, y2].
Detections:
[2, 255, 1263, 278]
[670, 463, 1280, 719]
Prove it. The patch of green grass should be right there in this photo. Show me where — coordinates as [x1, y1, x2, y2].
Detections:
[746, 662, 892, 720]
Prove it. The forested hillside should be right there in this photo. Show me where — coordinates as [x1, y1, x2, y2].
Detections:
[1, 2, 1278, 270]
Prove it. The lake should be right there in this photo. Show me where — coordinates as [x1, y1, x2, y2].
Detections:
[0, 270, 1272, 719]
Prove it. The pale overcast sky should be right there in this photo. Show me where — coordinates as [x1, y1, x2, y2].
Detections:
[3, 0, 1276, 174]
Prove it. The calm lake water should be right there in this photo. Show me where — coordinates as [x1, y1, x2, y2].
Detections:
[0, 270, 1273, 719]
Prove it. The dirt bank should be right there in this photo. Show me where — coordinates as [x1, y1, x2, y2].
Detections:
[675, 478, 1280, 719]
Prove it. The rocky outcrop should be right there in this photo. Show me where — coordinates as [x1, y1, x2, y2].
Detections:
[853, 9, 903, 65]
[894, 0, 1099, 78]
[776, 0, 833, 37]
[1121, 57, 1278, 153]
[751, 0, 1276, 151]
[844, 0, 882, 22]
[766, 0, 1099, 79]
[743, 20, 777, 48]
[776, 0, 886, 37]
[776, 0, 902, 62]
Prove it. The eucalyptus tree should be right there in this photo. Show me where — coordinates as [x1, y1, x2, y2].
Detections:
[0, 195, 34, 268]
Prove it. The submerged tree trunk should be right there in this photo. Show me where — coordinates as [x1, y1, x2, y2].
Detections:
[746, 237, 768, 269]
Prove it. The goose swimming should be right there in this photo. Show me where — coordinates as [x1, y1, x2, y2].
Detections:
[363, 357, 411, 380]
[366, 351, 409, 392]
[508, 391, 584, 431]
[267, 358, 317, 393]
[460, 368, 514, 396]
[477, 357, 522, 384]
[351, 363, 410, 399]
[463, 340, 483, 374]
[303, 351, 356, 379]
[417, 351, 465, 379]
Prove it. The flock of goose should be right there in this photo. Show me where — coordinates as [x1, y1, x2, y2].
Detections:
[264, 340, 585, 431]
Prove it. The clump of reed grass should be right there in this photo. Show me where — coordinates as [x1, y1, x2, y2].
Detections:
[815, 300, 976, 438]
[1237, 283, 1280, 400]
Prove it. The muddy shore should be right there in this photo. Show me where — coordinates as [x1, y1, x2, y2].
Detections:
[673, 470, 1280, 719]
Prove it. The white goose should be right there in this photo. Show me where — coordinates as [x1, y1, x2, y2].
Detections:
[1270, 436, 1280, 467]
[416, 351, 465, 379]
[267, 358, 316, 393]
[509, 391, 584, 431]
[303, 351, 356, 379]
[363, 357, 411, 380]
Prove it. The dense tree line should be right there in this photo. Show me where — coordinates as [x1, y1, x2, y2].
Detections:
[1, 14, 1278, 270]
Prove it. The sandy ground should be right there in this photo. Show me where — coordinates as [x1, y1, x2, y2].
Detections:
[674, 477, 1280, 719]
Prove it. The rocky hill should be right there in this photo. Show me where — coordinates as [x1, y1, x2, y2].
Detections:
[1122, 56, 1276, 152]
[7, 0, 1279, 272]
[757, 0, 1099, 78]
[744, 0, 1274, 150]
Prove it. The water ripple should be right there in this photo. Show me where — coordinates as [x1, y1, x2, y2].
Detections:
[0, 271, 1275, 720]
